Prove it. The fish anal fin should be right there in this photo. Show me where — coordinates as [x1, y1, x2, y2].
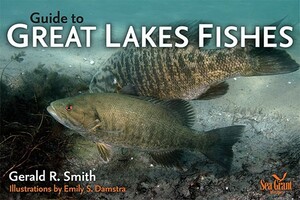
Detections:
[197, 82, 229, 100]
[96, 142, 112, 163]
[149, 150, 184, 170]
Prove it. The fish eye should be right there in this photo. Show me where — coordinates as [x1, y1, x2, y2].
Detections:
[66, 105, 73, 111]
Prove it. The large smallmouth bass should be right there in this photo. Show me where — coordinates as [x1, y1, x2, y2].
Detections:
[47, 93, 244, 169]
[90, 20, 299, 100]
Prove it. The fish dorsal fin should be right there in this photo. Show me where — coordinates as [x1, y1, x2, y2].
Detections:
[167, 20, 211, 46]
[259, 16, 287, 46]
[244, 17, 287, 49]
[135, 96, 195, 128]
[149, 150, 184, 170]
[119, 84, 138, 96]
[196, 82, 229, 100]
[163, 99, 195, 128]
[146, 20, 211, 46]
[133, 96, 163, 104]
[96, 142, 112, 163]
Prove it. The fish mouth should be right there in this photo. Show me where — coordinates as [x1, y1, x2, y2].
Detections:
[47, 104, 63, 124]
[46, 103, 84, 133]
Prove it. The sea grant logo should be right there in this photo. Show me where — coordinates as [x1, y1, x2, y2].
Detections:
[260, 172, 292, 195]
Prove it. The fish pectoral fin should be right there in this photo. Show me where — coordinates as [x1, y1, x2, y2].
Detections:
[119, 84, 138, 96]
[96, 142, 112, 163]
[196, 82, 229, 100]
[149, 150, 184, 170]
[88, 119, 102, 132]
[90, 123, 101, 132]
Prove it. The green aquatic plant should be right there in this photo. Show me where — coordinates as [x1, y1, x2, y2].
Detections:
[0, 51, 26, 84]
[0, 65, 89, 199]
[0, 52, 26, 133]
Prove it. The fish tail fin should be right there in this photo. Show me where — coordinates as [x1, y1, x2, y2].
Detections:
[244, 17, 299, 76]
[200, 125, 244, 170]
[247, 48, 299, 76]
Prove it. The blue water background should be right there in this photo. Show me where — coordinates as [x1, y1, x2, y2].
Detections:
[1, 0, 299, 39]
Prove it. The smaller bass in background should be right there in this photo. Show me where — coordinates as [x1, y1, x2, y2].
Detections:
[90, 20, 299, 100]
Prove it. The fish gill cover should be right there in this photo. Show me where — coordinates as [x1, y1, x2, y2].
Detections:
[0, 0, 299, 199]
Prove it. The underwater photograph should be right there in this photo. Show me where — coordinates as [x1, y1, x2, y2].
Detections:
[0, 0, 299, 199]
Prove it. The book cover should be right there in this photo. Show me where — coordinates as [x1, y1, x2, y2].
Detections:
[0, 0, 299, 199]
